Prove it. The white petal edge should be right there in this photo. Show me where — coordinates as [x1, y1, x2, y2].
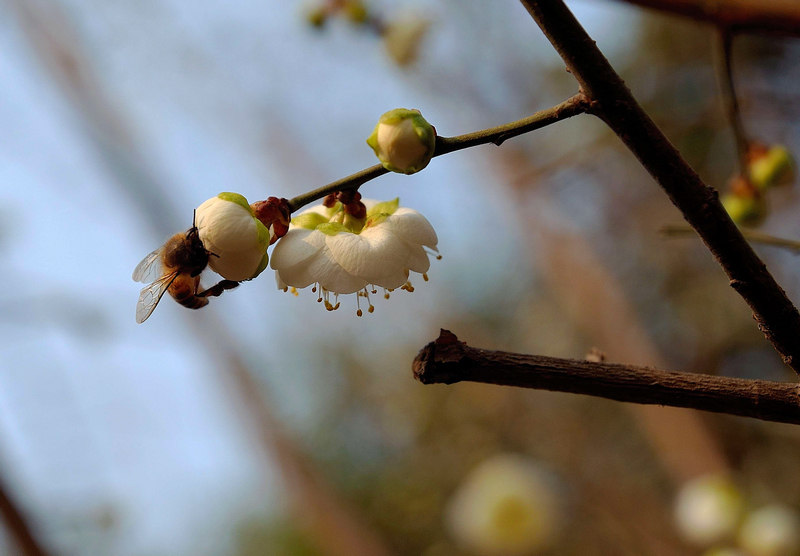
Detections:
[271, 228, 326, 270]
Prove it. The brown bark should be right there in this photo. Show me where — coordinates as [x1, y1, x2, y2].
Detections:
[414, 330, 800, 426]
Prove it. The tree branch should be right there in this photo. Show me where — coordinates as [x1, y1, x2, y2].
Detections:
[609, 0, 800, 37]
[0, 479, 47, 556]
[518, 0, 800, 375]
[286, 94, 589, 212]
[414, 330, 800, 426]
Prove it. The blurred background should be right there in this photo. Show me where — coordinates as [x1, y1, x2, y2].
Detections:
[1, 0, 800, 554]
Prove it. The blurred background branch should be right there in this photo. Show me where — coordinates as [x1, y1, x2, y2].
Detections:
[609, 0, 800, 36]
[0, 479, 48, 556]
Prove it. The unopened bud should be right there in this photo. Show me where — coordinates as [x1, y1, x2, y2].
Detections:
[750, 145, 795, 190]
[196, 192, 270, 281]
[366, 108, 436, 174]
[383, 13, 430, 67]
[342, 0, 369, 24]
[722, 174, 768, 228]
[305, 3, 328, 28]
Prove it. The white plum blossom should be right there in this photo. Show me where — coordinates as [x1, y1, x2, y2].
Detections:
[270, 198, 438, 313]
[739, 505, 800, 556]
[674, 474, 745, 547]
[196, 192, 270, 281]
[446, 454, 565, 556]
[366, 109, 436, 174]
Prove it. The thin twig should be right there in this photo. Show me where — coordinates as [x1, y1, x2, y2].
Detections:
[518, 0, 800, 375]
[0, 480, 47, 556]
[661, 223, 800, 252]
[286, 94, 589, 212]
[414, 330, 800, 426]
[608, 0, 800, 37]
[717, 29, 750, 179]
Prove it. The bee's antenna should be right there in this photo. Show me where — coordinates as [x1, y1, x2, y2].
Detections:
[192, 208, 197, 229]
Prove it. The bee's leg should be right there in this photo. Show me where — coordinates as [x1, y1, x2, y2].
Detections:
[197, 280, 240, 298]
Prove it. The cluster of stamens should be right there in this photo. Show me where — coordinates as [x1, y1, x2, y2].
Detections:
[282, 280, 428, 316]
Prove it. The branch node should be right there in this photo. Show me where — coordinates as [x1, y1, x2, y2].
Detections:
[413, 329, 469, 385]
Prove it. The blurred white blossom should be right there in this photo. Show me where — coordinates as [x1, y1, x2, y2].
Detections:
[703, 548, 747, 556]
[739, 505, 800, 556]
[674, 474, 745, 547]
[446, 454, 565, 556]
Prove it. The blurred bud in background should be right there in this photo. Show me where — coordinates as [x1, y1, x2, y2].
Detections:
[721, 180, 768, 228]
[674, 474, 745, 547]
[446, 454, 566, 556]
[382, 12, 430, 67]
[748, 144, 796, 191]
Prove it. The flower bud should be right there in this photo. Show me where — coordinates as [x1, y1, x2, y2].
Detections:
[196, 192, 270, 281]
[750, 145, 795, 190]
[722, 192, 767, 228]
[342, 0, 368, 24]
[739, 505, 800, 556]
[446, 454, 565, 556]
[382, 14, 430, 66]
[304, 3, 328, 28]
[674, 474, 745, 547]
[367, 108, 436, 174]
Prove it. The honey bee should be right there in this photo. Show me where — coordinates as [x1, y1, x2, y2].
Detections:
[132, 216, 239, 323]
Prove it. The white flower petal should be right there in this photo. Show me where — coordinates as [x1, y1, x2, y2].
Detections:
[385, 208, 438, 247]
[208, 248, 264, 281]
[372, 268, 409, 290]
[405, 243, 431, 274]
[275, 257, 318, 289]
[271, 229, 325, 270]
[326, 226, 409, 283]
[306, 246, 367, 294]
[197, 197, 259, 253]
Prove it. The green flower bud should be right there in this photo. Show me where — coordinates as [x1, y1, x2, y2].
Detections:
[750, 145, 795, 190]
[366, 108, 436, 175]
[722, 193, 767, 228]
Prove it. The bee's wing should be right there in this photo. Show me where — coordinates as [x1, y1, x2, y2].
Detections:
[135, 272, 178, 324]
[132, 247, 164, 283]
